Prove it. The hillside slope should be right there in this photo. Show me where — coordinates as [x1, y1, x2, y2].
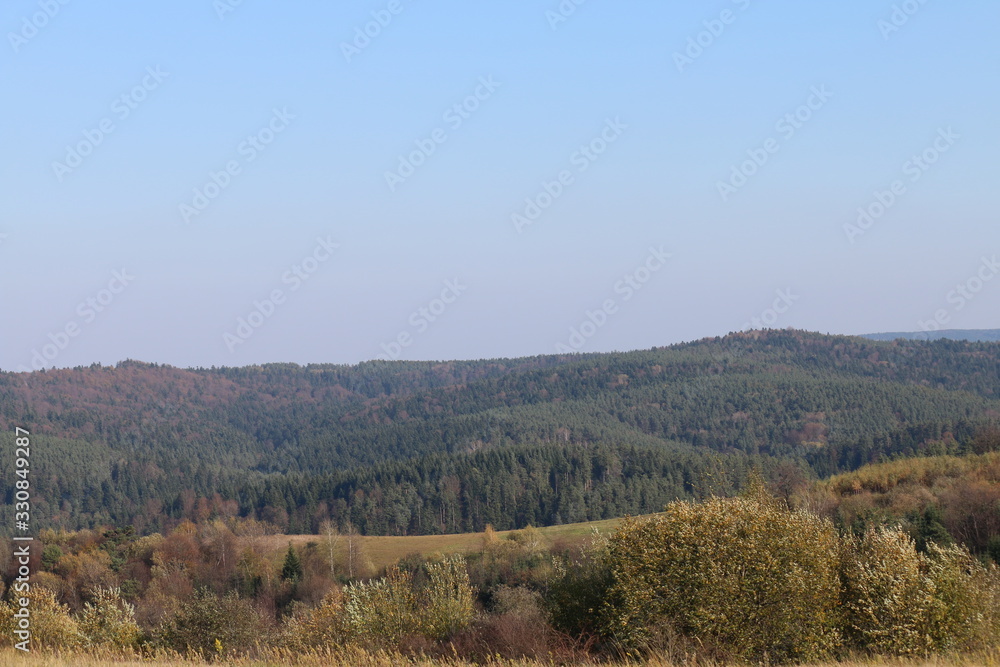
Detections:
[2, 330, 998, 535]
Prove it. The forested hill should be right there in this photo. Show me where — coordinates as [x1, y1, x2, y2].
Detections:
[1, 329, 999, 535]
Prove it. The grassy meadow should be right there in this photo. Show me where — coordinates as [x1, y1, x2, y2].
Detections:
[254, 517, 626, 570]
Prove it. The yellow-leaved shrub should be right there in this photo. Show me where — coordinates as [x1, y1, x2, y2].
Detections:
[421, 556, 475, 641]
[282, 587, 347, 650]
[0, 585, 84, 650]
[606, 492, 841, 663]
[839, 527, 934, 655]
[77, 586, 141, 649]
[924, 542, 1000, 652]
[332, 556, 476, 648]
[343, 566, 420, 647]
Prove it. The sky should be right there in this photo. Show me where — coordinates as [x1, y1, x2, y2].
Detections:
[2, 0, 999, 371]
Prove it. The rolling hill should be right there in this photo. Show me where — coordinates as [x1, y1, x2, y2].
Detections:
[2, 329, 998, 535]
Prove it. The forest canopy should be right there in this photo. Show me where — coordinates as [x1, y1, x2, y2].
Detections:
[1, 329, 998, 535]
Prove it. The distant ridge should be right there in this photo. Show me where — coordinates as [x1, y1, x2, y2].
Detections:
[860, 329, 1000, 343]
[5, 328, 1000, 535]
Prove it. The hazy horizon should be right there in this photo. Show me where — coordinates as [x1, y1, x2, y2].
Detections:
[7, 326, 1000, 373]
[4, 1, 998, 372]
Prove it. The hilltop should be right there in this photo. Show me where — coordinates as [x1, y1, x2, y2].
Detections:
[860, 328, 1000, 343]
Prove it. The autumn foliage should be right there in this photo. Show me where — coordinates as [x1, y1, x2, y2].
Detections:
[1, 472, 999, 663]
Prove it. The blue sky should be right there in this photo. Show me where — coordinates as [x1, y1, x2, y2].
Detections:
[3, 0, 998, 370]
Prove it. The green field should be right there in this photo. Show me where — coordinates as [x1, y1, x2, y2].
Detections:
[255, 517, 626, 570]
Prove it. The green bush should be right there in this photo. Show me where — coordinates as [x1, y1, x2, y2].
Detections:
[606, 493, 841, 663]
[987, 535, 1000, 564]
[547, 533, 613, 638]
[40, 544, 63, 570]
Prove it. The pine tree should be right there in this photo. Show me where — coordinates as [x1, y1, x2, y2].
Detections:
[281, 543, 303, 583]
[914, 504, 953, 553]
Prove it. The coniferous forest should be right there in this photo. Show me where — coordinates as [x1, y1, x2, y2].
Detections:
[2, 329, 999, 537]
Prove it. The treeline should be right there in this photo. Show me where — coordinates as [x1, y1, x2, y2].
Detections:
[229, 425, 999, 537]
[230, 443, 760, 535]
[6, 421, 995, 538]
[16, 440, 760, 535]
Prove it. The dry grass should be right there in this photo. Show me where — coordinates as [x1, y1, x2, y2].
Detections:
[1, 648, 998, 666]
[252, 517, 625, 571]
[0, 647, 577, 666]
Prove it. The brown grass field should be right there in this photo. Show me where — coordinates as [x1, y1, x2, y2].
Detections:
[251, 517, 625, 571]
[1, 648, 998, 666]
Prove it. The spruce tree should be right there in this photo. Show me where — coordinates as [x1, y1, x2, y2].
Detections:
[281, 543, 303, 583]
